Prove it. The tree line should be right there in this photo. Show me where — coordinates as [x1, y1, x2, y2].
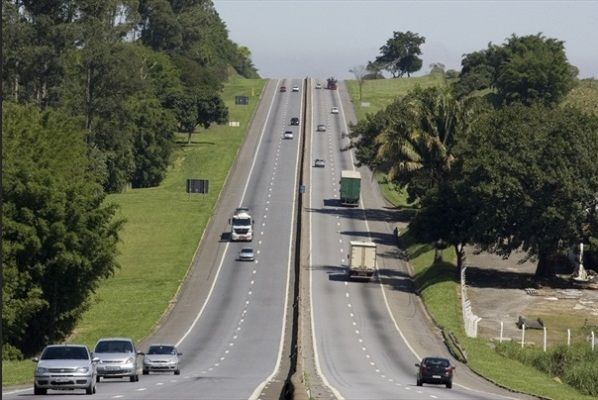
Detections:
[350, 33, 598, 278]
[2, 0, 258, 358]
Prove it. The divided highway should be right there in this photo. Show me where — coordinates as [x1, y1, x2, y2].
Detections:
[4, 79, 533, 400]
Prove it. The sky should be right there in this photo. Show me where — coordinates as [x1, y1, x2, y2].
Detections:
[212, 0, 598, 80]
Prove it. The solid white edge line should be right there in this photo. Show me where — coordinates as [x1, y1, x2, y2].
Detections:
[249, 78, 304, 400]
[311, 80, 346, 400]
[335, 88, 521, 400]
[176, 79, 281, 348]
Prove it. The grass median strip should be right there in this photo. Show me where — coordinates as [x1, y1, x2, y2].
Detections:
[2, 76, 266, 386]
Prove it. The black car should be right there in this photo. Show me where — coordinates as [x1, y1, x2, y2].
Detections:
[290, 117, 299, 126]
[416, 357, 454, 388]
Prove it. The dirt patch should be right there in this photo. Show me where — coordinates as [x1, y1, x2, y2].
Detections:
[464, 248, 598, 346]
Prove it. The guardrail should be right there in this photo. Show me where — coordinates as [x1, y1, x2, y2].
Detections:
[461, 266, 482, 338]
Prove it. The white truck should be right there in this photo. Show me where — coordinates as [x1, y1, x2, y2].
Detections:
[348, 241, 377, 278]
[230, 207, 253, 241]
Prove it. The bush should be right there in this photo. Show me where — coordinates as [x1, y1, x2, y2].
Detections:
[3, 344, 23, 361]
[495, 342, 598, 395]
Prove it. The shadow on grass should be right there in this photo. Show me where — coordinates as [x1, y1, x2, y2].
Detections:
[465, 266, 584, 290]
[414, 261, 458, 293]
[175, 140, 216, 146]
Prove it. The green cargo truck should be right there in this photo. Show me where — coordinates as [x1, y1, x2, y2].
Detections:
[340, 170, 361, 206]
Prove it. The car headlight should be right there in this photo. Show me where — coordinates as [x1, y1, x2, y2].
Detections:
[125, 357, 135, 364]
[77, 367, 89, 373]
[36, 367, 48, 375]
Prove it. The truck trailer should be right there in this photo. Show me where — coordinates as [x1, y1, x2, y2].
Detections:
[340, 170, 361, 206]
[348, 241, 377, 278]
[230, 207, 253, 241]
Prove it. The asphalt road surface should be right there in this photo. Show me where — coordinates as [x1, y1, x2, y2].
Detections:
[306, 80, 529, 400]
[4, 79, 303, 400]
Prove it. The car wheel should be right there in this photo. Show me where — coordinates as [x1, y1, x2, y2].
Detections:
[93, 384, 97, 394]
[34, 385, 47, 395]
[416, 379, 422, 387]
[85, 382, 94, 395]
[174, 369, 181, 375]
[446, 381, 452, 389]
[143, 369, 149, 375]
[96, 376, 101, 383]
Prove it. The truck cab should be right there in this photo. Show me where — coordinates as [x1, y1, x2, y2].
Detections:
[230, 207, 253, 241]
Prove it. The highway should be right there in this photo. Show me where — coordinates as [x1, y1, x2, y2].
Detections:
[4, 79, 534, 400]
[305, 80, 528, 400]
[4, 79, 302, 400]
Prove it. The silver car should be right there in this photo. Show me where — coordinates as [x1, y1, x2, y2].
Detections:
[239, 247, 255, 261]
[33, 344, 98, 395]
[94, 337, 143, 382]
[143, 344, 182, 375]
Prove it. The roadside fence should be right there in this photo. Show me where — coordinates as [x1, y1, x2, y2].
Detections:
[461, 266, 482, 338]
[497, 321, 596, 351]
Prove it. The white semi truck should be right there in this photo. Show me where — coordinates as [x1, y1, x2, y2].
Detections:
[230, 207, 253, 241]
[348, 241, 377, 278]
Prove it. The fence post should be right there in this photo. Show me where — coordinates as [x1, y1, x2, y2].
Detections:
[543, 327, 547, 352]
[500, 321, 504, 344]
[567, 329, 571, 347]
[521, 323, 526, 348]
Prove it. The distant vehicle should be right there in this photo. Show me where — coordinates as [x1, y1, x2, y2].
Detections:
[331, 107, 339, 114]
[315, 83, 322, 89]
[143, 344, 181, 375]
[316, 124, 326, 132]
[292, 86, 300, 92]
[283, 130, 294, 139]
[416, 357, 454, 388]
[94, 338, 143, 382]
[314, 159, 326, 168]
[326, 77, 338, 90]
[33, 344, 98, 395]
[280, 86, 287, 92]
[340, 170, 361, 206]
[239, 247, 255, 261]
[348, 241, 377, 279]
[230, 207, 253, 241]
[290, 117, 300, 126]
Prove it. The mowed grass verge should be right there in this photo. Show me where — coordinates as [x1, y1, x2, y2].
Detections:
[347, 76, 595, 400]
[2, 76, 266, 386]
[345, 73, 446, 120]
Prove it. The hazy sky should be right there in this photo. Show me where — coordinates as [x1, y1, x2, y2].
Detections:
[213, 0, 598, 80]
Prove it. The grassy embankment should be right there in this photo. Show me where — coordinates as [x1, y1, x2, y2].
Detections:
[2, 76, 267, 386]
[345, 76, 598, 400]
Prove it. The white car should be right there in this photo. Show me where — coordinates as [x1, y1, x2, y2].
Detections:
[283, 131, 294, 139]
[143, 344, 181, 375]
[316, 124, 326, 132]
[331, 107, 339, 114]
[314, 159, 326, 168]
[239, 247, 255, 261]
[33, 344, 98, 395]
[292, 86, 300, 92]
[315, 83, 322, 89]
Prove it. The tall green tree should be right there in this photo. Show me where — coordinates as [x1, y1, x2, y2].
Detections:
[373, 31, 425, 78]
[454, 103, 598, 277]
[2, 103, 122, 355]
[455, 34, 578, 105]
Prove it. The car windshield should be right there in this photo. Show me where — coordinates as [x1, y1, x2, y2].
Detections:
[95, 340, 133, 353]
[41, 346, 89, 360]
[241, 248, 253, 253]
[232, 217, 251, 226]
[148, 345, 176, 355]
[424, 358, 449, 368]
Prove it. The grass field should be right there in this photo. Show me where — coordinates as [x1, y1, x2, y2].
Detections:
[2, 76, 266, 386]
[345, 73, 446, 120]
[346, 74, 596, 400]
